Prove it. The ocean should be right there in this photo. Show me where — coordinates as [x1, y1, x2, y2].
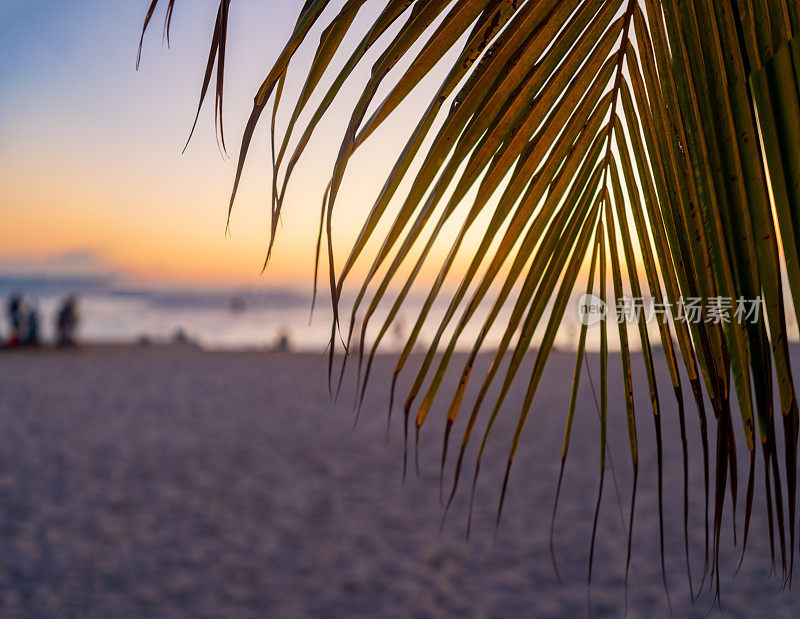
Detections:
[2, 279, 795, 354]
[0, 278, 578, 353]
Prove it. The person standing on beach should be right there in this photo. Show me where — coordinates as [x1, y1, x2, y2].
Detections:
[56, 296, 79, 347]
[5, 294, 24, 346]
[24, 302, 41, 347]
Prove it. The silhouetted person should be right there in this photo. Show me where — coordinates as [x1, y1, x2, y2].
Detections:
[172, 327, 193, 345]
[6, 294, 24, 346]
[56, 296, 79, 347]
[274, 329, 291, 352]
[24, 304, 41, 347]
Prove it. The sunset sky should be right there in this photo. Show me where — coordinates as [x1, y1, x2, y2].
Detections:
[0, 0, 461, 288]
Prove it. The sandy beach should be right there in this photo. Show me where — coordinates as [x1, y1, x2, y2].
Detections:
[0, 344, 798, 616]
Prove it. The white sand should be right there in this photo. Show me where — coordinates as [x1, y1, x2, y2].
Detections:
[0, 344, 798, 616]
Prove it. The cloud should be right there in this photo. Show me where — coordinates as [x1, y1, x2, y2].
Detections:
[0, 249, 118, 281]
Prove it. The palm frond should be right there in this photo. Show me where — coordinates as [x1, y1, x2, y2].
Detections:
[139, 0, 800, 598]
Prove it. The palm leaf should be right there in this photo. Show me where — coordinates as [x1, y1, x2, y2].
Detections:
[139, 0, 800, 598]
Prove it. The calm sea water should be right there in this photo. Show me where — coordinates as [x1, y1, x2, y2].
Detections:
[0, 280, 576, 353]
[1, 283, 330, 351]
[3, 280, 796, 353]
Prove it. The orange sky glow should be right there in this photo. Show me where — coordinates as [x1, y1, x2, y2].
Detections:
[1, 0, 486, 289]
[1, 1, 637, 295]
